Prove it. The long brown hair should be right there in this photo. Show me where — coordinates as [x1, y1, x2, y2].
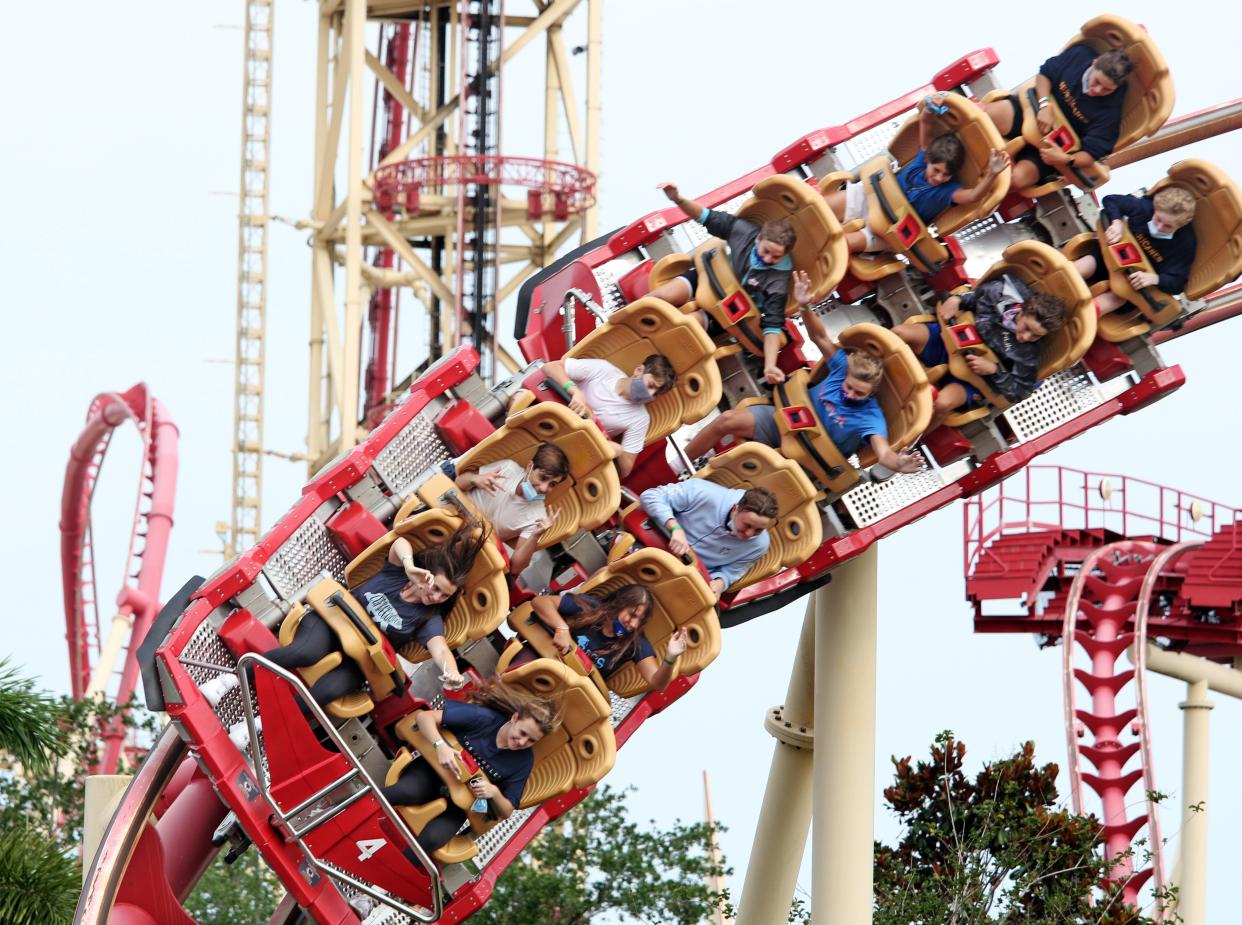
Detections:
[564, 584, 654, 665]
[414, 521, 492, 612]
[467, 676, 562, 737]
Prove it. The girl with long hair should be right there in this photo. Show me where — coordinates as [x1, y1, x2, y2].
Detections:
[529, 584, 687, 692]
[202, 522, 491, 723]
[381, 677, 562, 854]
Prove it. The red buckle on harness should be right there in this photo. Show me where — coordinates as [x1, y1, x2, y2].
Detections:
[572, 649, 594, 675]
[781, 406, 817, 430]
[720, 290, 753, 323]
[1046, 126, 1076, 153]
[1110, 241, 1142, 267]
[458, 749, 480, 779]
[895, 213, 922, 246]
[948, 323, 984, 349]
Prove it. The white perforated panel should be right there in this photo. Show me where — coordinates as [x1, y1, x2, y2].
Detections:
[372, 415, 452, 499]
[839, 454, 945, 527]
[680, 192, 750, 250]
[1002, 369, 1104, 442]
[262, 503, 348, 601]
[842, 115, 909, 169]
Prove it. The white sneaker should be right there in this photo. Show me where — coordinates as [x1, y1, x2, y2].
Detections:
[200, 673, 241, 707]
[347, 894, 376, 918]
[228, 717, 262, 750]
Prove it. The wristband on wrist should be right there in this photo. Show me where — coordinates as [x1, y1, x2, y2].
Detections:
[662, 655, 677, 666]
[669, 524, 683, 532]
[564, 380, 576, 391]
[433, 739, 446, 749]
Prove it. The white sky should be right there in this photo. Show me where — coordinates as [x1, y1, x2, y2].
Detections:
[3, 1, 1241, 920]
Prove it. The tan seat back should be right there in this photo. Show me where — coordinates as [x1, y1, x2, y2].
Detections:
[502, 659, 616, 806]
[566, 297, 722, 443]
[344, 484, 509, 662]
[1151, 159, 1242, 301]
[772, 371, 860, 495]
[565, 548, 720, 698]
[947, 242, 1094, 401]
[836, 324, 933, 466]
[453, 401, 620, 548]
[295, 578, 406, 703]
[1069, 14, 1174, 152]
[736, 174, 848, 308]
[888, 93, 1011, 234]
[696, 441, 821, 590]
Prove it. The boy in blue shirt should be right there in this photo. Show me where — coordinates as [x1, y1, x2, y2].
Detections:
[824, 96, 1009, 254]
[985, 45, 1131, 190]
[674, 272, 922, 477]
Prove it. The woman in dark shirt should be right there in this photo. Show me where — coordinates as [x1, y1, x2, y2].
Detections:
[381, 678, 562, 855]
[203, 523, 490, 713]
[530, 584, 687, 692]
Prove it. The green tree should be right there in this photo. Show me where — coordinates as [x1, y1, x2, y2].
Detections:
[0, 661, 84, 925]
[184, 848, 285, 925]
[872, 731, 1169, 925]
[471, 784, 731, 925]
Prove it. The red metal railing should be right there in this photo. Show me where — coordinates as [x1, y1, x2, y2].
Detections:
[963, 465, 1240, 580]
[372, 154, 597, 216]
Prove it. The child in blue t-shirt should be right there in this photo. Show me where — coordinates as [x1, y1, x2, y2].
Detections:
[824, 95, 1009, 254]
[679, 272, 922, 476]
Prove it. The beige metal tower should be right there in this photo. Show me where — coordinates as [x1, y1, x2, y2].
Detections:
[304, 0, 601, 474]
[226, 0, 274, 556]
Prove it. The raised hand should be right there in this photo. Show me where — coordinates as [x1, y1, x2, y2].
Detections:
[987, 149, 1010, 176]
[470, 470, 507, 494]
[657, 182, 680, 203]
[792, 269, 814, 307]
[666, 626, 689, 659]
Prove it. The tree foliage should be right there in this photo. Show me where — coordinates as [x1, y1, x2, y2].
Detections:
[872, 731, 1168, 925]
[471, 784, 732, 925]
[184, 847, 285, 925]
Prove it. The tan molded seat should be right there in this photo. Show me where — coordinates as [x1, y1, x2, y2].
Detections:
[650, 176, 846, 356]
[345, 481, 509, 662]
[276, 579, 407, 718]
[452, 401, 620, 548]
[773, 325, 932, 493]
[497, 547, 720, 699]
[934, 241, 1094, 420]
[984, 14, 1173, 198]
[388, 660, 616, 862]
[565, 297, 723, 443]
[696, 441, 822, 590]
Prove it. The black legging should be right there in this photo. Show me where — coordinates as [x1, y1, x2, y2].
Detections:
[263, 611, 366, 707]
[380, 758, 468, 856]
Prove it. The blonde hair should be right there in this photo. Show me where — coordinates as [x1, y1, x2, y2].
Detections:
[845, 349, 884, 386]
[1153, 187, 1196, 223]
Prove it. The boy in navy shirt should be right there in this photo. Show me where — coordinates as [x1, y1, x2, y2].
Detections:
[824, 95, 1009, 254]
[676, 272, 923, 478]
[1071, 185, 1198, 314]
[985, 46, 1132, 190]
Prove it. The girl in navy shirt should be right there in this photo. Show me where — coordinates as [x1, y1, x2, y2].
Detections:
[381, 678, 561, 855]
[529, 584, 687, 691]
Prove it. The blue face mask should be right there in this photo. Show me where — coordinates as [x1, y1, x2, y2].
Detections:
[519, 474, 543, 502]
[1146, 219, 1175, 241]
[749, 245, 793, 273]
[630, 376, 654, 402]
[611, 618, 630, 638]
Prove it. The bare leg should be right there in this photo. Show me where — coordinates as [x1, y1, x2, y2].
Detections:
[683, 408, 756, 460]
[1093, 290, 1126, 315]
[892, 322, 931, 354]
[983, 99, 1016, 137]
[928, 382, 969, 433]
[648, 276, 693, 308]
[1009, 158, 1041, 192]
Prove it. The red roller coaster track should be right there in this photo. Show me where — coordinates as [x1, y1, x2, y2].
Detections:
[59, 383, 178, 774]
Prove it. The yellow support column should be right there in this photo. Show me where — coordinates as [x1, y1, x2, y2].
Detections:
[814, 544, 878, 923]
[1177, 679, 1213, 925]
[735, 597, 816, 923]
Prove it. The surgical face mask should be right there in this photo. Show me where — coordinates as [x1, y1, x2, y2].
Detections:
[630, 376, 654, 402]
[1146, 219, 1175, 241]
[518, 478, 543, 502]
[611, 618, 630, 638]
[471, 797, 489, 813]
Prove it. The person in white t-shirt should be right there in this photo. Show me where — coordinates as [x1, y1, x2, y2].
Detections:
[541, 354, 676, 478]
[454, 442, 570, 575]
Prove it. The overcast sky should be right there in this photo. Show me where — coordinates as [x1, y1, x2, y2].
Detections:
[4, 1, 1241, 920]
